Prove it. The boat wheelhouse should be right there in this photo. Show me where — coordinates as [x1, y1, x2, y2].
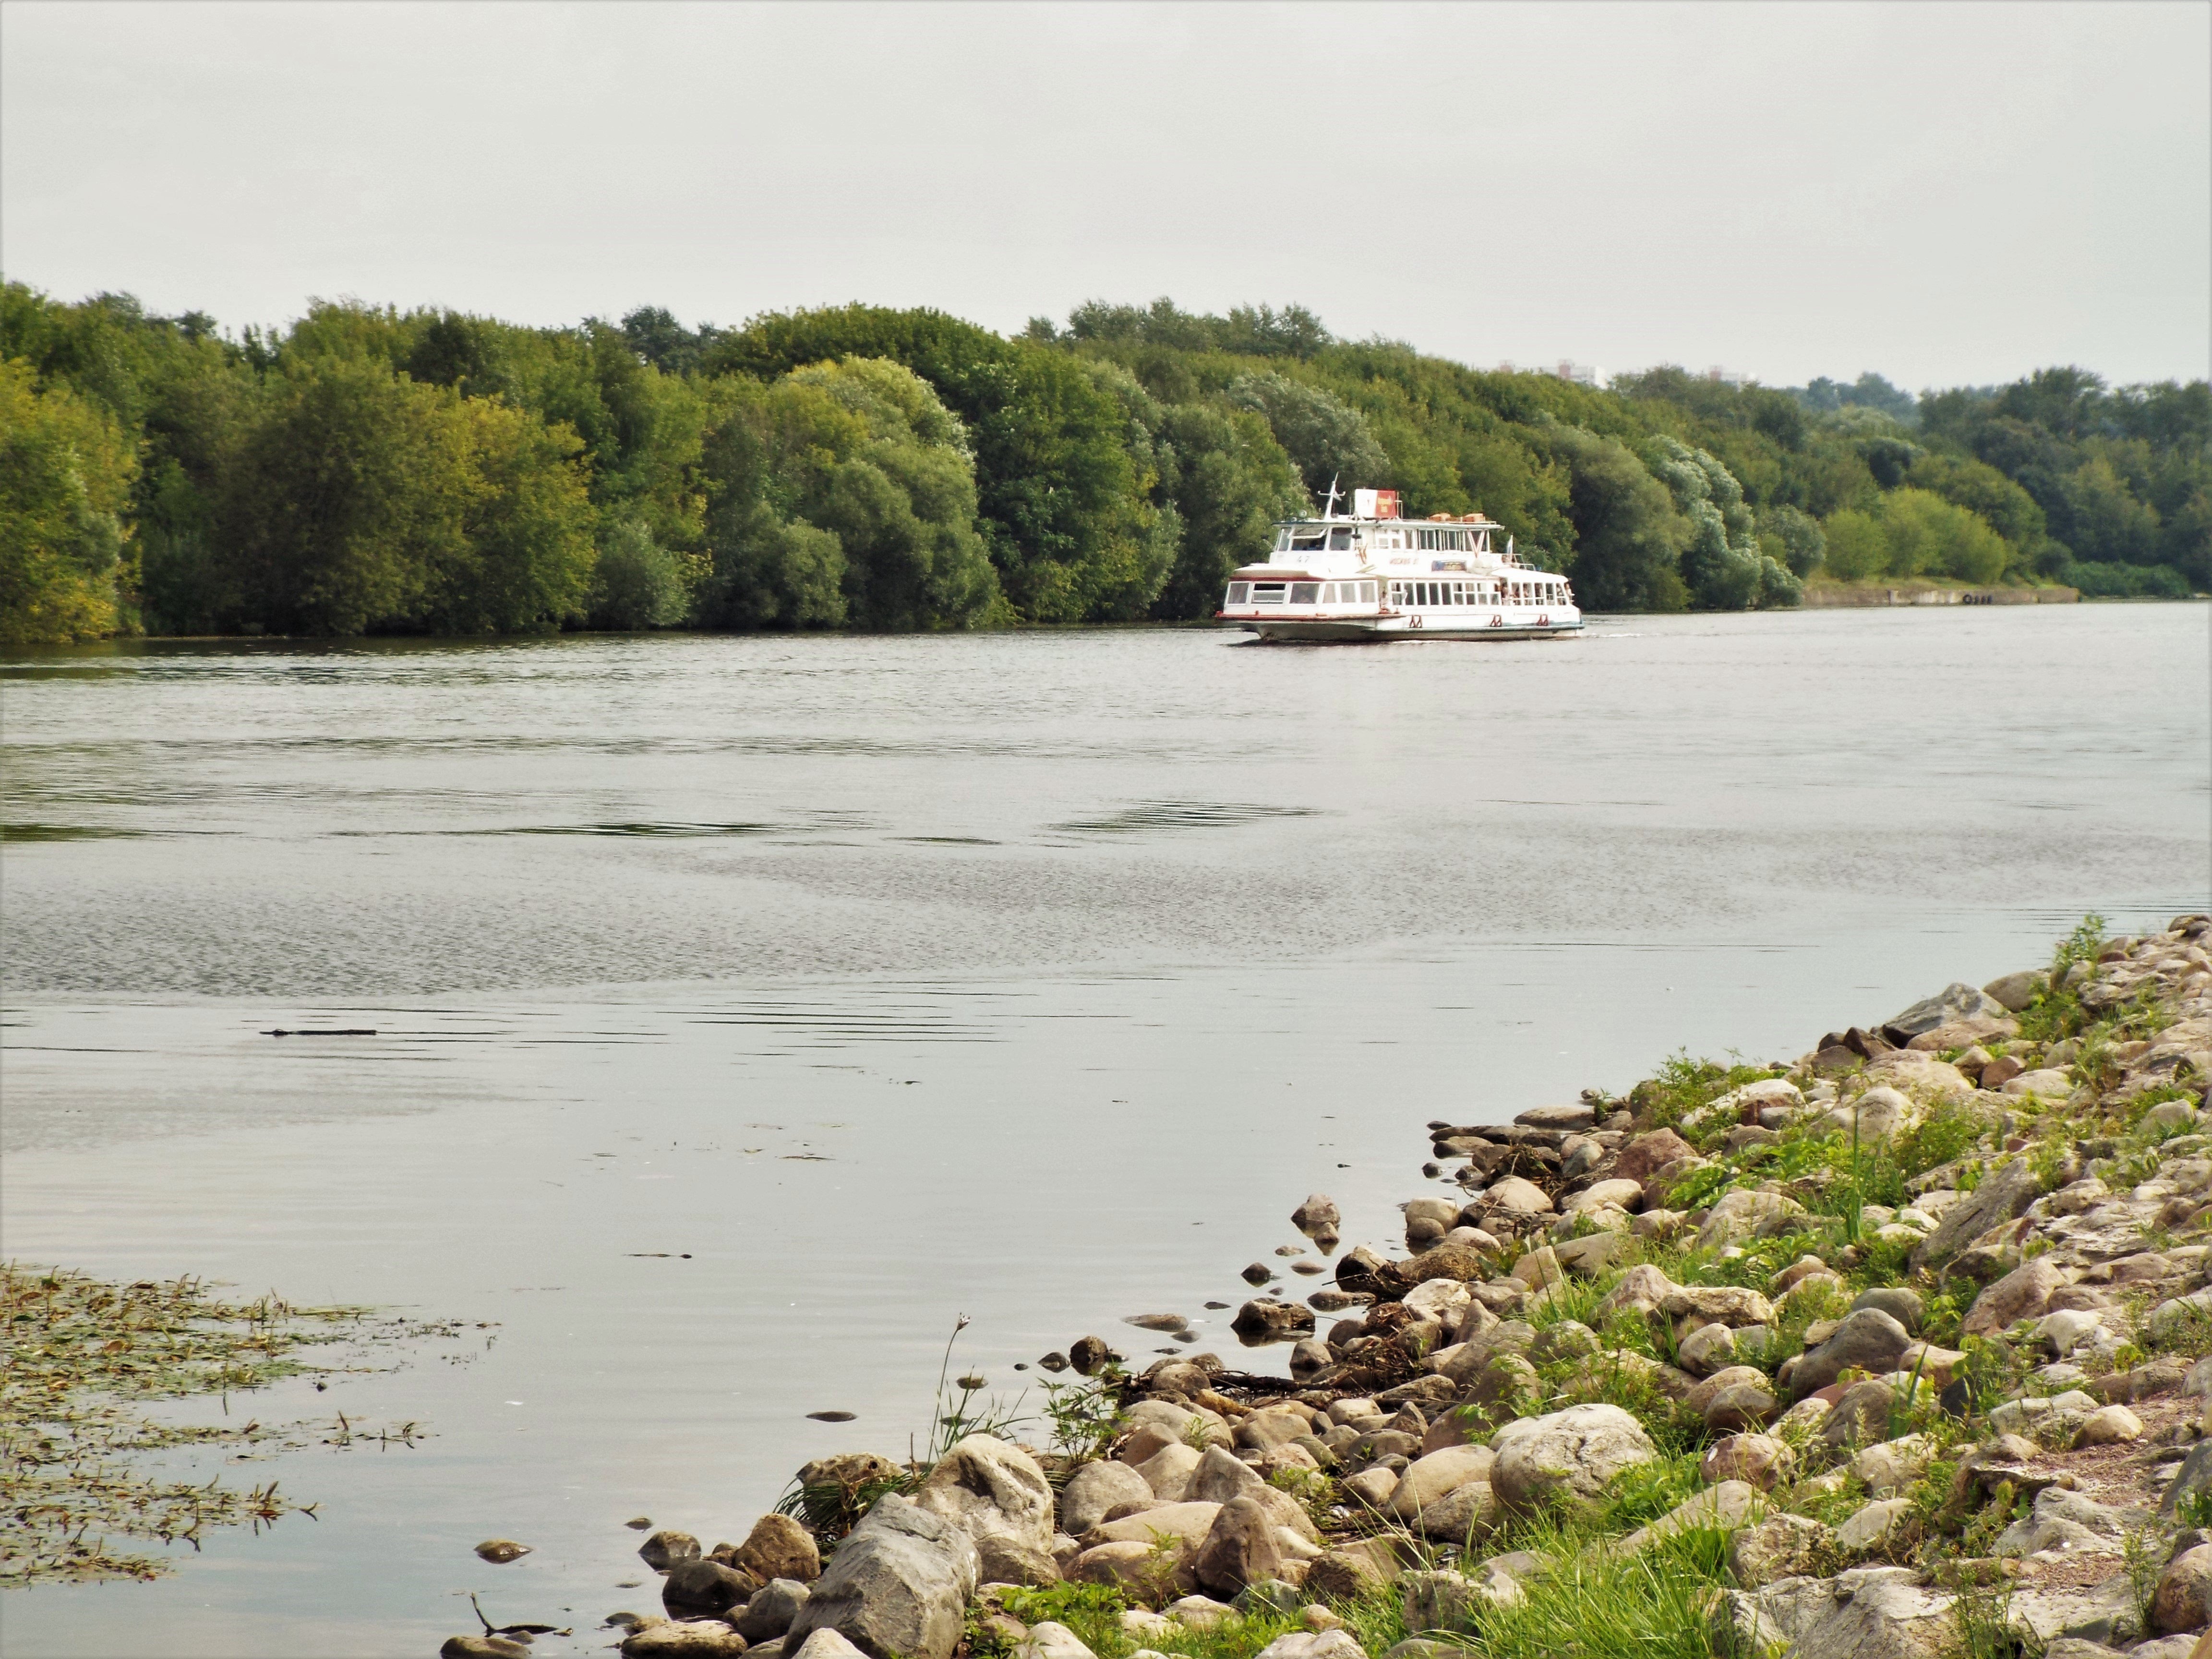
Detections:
[1216, 488, 1583, 643]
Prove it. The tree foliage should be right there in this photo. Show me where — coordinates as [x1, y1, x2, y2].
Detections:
[2, 281, 2202, 643]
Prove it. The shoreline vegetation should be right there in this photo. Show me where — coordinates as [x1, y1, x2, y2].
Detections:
[5, 286, 2206, 649]
[536, 914, 2212, 1659]
[0, 1265, 469, 1587]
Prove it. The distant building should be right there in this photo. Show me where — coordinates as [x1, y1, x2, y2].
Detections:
[1551, 360, 1606, 388]
[1704, 365, 1747, 388]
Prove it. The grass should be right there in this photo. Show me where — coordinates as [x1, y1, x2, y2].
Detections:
[0, 1262, 457, 1585]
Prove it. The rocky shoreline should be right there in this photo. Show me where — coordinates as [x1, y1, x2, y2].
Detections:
[448, 913, 2212, 1659]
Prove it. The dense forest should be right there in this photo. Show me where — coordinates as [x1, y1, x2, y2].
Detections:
[2, 283, 2205, 644]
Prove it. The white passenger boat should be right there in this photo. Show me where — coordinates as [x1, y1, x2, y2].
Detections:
[1216, 488, 1583, 643]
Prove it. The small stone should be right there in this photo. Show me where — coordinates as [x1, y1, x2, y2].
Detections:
[2075, 1405, 2145, 1448]
[640, 1529, 703, 1570]
[1069, 1336, 1110, 1375]
[1242, 1263, 1275, 1286]
[1834, 1496, 1914, 1553]
[1701, 1434, 1793, 1491]
[1012, 1621, 1097, 1659]
[627, 1516, 655, 1529]
[474, 1538, 532, 1563]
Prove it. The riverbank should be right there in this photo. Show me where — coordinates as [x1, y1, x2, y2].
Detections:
[1800, 579, 2083, 607]
[571, 914, 2212, 1659]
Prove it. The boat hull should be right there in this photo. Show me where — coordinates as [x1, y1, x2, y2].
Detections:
[1225, 615, 1585, 643]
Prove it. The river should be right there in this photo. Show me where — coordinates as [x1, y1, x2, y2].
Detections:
[2, 605, 2207, 1655]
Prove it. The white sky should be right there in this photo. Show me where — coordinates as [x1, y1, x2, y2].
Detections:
[4, 0, 2207, 391]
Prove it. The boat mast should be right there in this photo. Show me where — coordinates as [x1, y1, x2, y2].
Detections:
[1320, 474, 1343, 520]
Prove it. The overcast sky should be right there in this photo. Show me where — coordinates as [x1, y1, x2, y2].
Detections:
[4, 1, 2206, 390]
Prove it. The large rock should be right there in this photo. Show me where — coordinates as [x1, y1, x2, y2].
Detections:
[914, 1435, 1055, 1552]
[1984, 970, 2050, 1012]
[1304, 1538, 1403, 1599]
[1662, 1285, 1775, 1327]
[664, 1558, 757, 1615]
[1911, 1158, 2041, 1270]
[622, 1625, 751, 1657]
[1594, 1263, 1678, 1320]
[737, 1581, 814, 1644]
[1721, 1565, 1956, 1659]
[1701, 1434, 1793, 1491]
[1792, 1308, 1912, 1398]
[1386, 1446, 1495, 1521]
[1407, 1480, 1495, 1543]
[1617, 1481, 1759, 1553]
[1698, 1189, 1803, 1249]
[1191, 1495, 1297, 1597]
[1231, 1300, 1314, 1342]
[2152, 1543, 2212, 1634]
[1134, 1443, 1202, 1501]
[1081, 1501, 1222, 1551]
[1728, 1513, 1827, 1588]
[1826, 1085, 1918, 1140]
[1483, 1176, 1552, 1214]
[1516, 1104, 1596, 1131]
[735, 1514, 822, 1585]
[1253, 1634, 1366, 1659]
[1612, 1129, 1696, 1189]
[977, 1536, 1061, 1587]
[640, 1529, 704, 1570]
[1884, 983, 2010, 1044]
[1060, 1460, 1154, 1535]
[1489, 1404, 1656, 1515]
[1013, 1623, 1094, 1659]
[1187, 1444, 1266, 1505]
[781, 1494, 980, 1659]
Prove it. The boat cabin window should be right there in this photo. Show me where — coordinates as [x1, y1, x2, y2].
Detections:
[1291, 582, 1320, 604]
[1226, 582, 1250, 604]
[1328, 528, 1354, 552]
[1251, 582, 1287, 604]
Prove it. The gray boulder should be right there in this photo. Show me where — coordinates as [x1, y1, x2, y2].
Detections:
[913, 1435, 1055, 1552]
[1911, 1157, 2041, 1271]
[736, 1581, 813, 1644]
[1791, 1309, 1912, 1398]
[663, 1559, 756, 1616]
[976, 1536, 1061, 1587]
[1058, 1460, 1154, 1536]
[640, 1529, 703, 1570]
[1490, 1404, 1656, 1515]
[1983, 971, 2050, 1012]
[781, 1494, 980, 1659]
[1884, 983, 2009, 1044]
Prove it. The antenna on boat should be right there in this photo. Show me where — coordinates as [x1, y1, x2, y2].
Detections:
[1321, 474, 1342, 519]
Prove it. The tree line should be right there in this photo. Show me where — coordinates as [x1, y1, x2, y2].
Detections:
[3, 283, 2204, 644]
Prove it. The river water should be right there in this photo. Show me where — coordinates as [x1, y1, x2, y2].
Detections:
[2, 606, 2207, 1656]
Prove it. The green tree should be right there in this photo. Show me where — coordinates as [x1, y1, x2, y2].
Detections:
[1546, 426, 1688, 612]
[589, 518, 694, 629]
[1224, 371, 1389, 501]
[709, 306, 1150, 624]
[1820, 509, 1888, 581]
[0, 359, 137, 643]
[1757, 504, 1827, 576]
[1647, 437, 1800, 608]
